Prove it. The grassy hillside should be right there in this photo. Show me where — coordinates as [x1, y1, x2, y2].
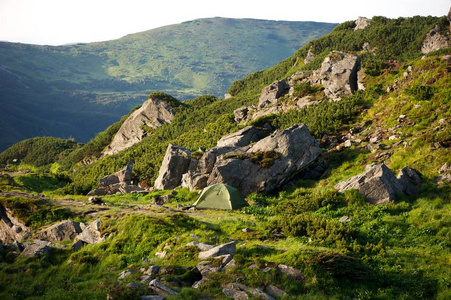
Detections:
[0, 15, 449, 299]
[0, 18, 336, 151]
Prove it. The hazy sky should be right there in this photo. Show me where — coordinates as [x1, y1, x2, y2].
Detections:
[0, 0, 449, 45]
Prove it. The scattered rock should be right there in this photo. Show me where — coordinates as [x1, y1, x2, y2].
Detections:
[265, 284, 287, 298]
[397, 167, 422, 196]
[258, 80, 290, 108]
[20, 240, 51, 258]
[198, 241, 236, 259]
[149, 279, 178, 297]
[339, 216, 351, 223]
[77, 219, 104, 244]
[88, 197, 105, 205]
[0, 202, 31, 244]
[277, 264, 305, 280]
[192, 278, 210, 289]
[186, 241, 215, 251]
[87, 162, 147, 195]
[35, 220, 82, 242]
[140, 296, 164, 300]
[126, 282, 140, 289]
[71, 239, 86, 251]
[118, 269, 135, 280]
[250, 288, 275, 300]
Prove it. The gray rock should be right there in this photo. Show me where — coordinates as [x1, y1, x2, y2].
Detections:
[304, 46, 315, 64]
[77, 219, 104, 244]
[258, 80, 290, 108]
[216, 126, 268, 149]
[223, 288, 248, 299]
[198, 241, 236, 259]
[35, 220, 82, 242]
[311, 51, 361, 101]
[277, 264, 305, 280]
[354, 17, 371, 30]
[207, 124, 321, 195]
[100, 161, 133, 186]
[265, 284, 287, 297]
[250, 288, 275, 300]
[335, 164, 408, 204]
[71, 239, 86, 251]
[20, 240, 51, 257]
[397, 167, 422, 196]
[0, 203, 31, 244]
[140, 296, 164, 300]
[234, 107, 249, 123]
[186, 241, 215, 251]
[86, 188, 107, 196]
[192, 278, 210, 289]
[126, 282, 140, 288]
[421, 24, 450, 54]
[149, 279, 178, 296]
[154, 144, 192, 190]
[103, 96, 177, 156]
[339, 216, 351, 223]
[118, 269, 135, 280]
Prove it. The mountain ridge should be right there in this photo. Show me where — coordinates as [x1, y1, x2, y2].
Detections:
[0, 17, 337, 151]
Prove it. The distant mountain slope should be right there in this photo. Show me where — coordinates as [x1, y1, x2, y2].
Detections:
[0, 18, 337, 151]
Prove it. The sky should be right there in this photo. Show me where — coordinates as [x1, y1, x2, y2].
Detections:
[0, 0, 449, 45]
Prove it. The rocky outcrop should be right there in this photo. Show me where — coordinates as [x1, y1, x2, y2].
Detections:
[311, 51, 361, 101]
[421, 24, 450, 54]
[35, 220, 82, 242]
[0, 202, 31, 244]
[157, 124, 321, 196]
[354, 17, 371, 30]
[335, 164, 422, 204]
[103, 96, 177, 156]
[234, 51, 362, 124]
[154, 144, 192, 190]
[87, 161, 147, 195]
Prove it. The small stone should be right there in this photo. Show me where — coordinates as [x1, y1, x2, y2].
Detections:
[339, 216, 351, 223]
[242, 228, 251, 233]
[266, 284, 287, 297]
[118, 269, 135, 280]
[344, 140, 352, 148]
[126, 282, 140, 289]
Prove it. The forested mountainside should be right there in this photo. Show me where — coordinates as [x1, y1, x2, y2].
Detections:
[0, 18, 336, 151]
[0, 14, 450, 299]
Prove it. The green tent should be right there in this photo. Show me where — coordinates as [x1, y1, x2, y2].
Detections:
[193, 183, 248, 210]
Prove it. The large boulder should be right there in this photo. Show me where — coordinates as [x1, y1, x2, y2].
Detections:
[154, 144, 192, 190]
[103, 95, 177, 156]
[177, 124, 320, 195]
[311, 51, 361, 101]
[207, 124, 321, 195]
[35, 220, 82, 242]
[99, 161, 133, 187]
[335, 164, 422, 204]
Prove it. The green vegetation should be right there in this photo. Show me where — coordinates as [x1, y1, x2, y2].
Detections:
[0, 137, 79, 168]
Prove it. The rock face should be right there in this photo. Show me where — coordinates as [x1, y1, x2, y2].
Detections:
[87, 161, 147, 195]
[0, 203, 31, 244]
[35, 220, 82, 242]
[154, 144, 192, 190]
[103, 96, 177, 156]
[335, 164, 422, 204]
[311, 51, 361, 101]
[155, 124, 321, 196]
[354, 17, 371, 30]
[421, 24, 450, 54]
[258, 80, 290, 108]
